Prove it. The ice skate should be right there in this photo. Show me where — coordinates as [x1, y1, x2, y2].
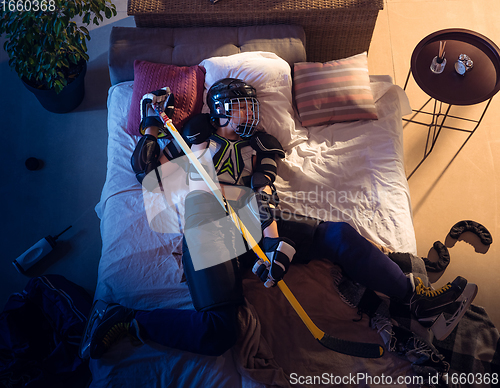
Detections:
[409, 275, 477, 340]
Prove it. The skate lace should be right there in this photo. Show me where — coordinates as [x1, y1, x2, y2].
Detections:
[410, 337, 432, 358]
[371, 316, 396, 352]
[372, 316, 394, 336]
[411, 338, 451, 372]
[415, 277, 451, 297]
[102, 322, 130, 349]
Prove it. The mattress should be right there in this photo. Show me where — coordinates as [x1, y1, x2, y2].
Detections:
[89, 74, 416, 387]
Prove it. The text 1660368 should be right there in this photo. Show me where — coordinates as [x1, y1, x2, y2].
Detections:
[2, 0, 56, 12]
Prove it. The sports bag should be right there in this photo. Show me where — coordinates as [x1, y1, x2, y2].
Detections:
[0, 274, 92, 387]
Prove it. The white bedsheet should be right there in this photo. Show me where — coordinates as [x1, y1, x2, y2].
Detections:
[90, 76, 415, 387]
[276, 77, 415, 254]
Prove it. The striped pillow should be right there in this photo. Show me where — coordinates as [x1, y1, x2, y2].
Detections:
[293, 52, 378, 127]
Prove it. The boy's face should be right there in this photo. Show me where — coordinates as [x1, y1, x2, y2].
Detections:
[230, 99, 256, 125]
[227, 98, 259, 136]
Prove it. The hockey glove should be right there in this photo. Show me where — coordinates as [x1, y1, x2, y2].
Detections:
[131, 134, 161, 189]
[252, 237, 296, 288]
[139, 87, 175, 138]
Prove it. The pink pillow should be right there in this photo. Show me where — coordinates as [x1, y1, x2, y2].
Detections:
[127, 60, 206, 136]
[293, 52, 378, 127]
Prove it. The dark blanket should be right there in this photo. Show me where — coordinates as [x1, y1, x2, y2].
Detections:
[336, 252, 500, 387]
[234, 253, 499, 388]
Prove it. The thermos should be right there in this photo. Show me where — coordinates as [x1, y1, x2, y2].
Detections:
[13, 226, 72, 274]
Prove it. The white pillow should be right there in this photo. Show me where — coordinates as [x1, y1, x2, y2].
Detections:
[200, 52, 307, 151]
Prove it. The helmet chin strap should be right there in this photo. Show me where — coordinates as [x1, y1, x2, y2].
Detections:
[219, 117, 231, 128]
[236, 124, 252, 137]
[228, 121, 240, 131]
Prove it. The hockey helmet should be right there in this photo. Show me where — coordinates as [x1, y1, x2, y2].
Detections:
[207, 78, 260, 137]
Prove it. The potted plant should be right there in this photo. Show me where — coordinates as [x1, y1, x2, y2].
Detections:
[0, 0, 117, 113]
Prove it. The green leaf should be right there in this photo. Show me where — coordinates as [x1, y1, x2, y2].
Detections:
[83, 12, 90, 24]
[55, 20, 62, 35]
[54, 79, 66, 93]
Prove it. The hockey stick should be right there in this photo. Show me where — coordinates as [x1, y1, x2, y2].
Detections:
[154, 105, 384, 358]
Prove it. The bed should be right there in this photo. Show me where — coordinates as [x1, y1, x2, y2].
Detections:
[89, 24, 498, 387]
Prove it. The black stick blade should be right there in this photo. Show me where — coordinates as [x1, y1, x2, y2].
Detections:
[318, 334, 385, 358]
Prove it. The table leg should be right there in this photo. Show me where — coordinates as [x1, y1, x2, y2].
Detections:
[404, 98, 493, 179]
[406, 101, 451, 180]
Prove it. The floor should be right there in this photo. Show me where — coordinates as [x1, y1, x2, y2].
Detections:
[368, 0, 500, 329]
[0, 0, 498, 334]
[0, 4, 133, 306]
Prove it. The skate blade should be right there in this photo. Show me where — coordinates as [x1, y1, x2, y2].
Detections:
[78, 300, 110, 360]
[430, 283, 478, 341]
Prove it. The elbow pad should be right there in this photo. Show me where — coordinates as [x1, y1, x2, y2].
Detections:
[131, 134, 161, 189]
[251, 171, 273, 190]
[250, 132, 285, 158]
[254, 154, 278, 184]
[250, 132, 284, 186]
[252, 190, 280, 231]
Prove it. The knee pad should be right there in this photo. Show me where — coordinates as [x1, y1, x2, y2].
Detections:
[182, 191, 245, 311]
[182, 236, 244, 312]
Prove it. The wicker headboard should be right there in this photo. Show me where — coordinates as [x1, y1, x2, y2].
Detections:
[127, 0, 384, 62]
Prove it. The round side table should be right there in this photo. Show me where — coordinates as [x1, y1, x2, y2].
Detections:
[403, 28, 500, 179]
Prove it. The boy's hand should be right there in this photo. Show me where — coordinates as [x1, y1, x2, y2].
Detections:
[139, 87, 175, 137]
[252, 237, 296, 288]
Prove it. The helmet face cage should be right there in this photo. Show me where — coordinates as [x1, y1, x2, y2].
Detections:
[222, 97, 260, 137]
[208, 78, 260, 138]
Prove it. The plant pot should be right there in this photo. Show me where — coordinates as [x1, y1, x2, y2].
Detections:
[22, 62, 87, 114]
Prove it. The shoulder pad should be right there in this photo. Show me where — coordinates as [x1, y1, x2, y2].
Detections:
[181, 113, 214, 145]
[250, 132, 285, 158]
